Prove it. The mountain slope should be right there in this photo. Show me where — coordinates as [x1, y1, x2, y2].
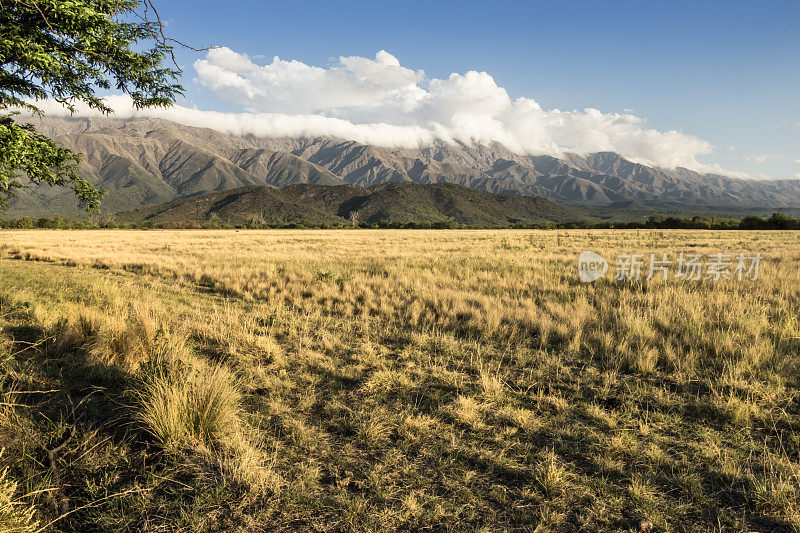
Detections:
[9, 116, 800, 217]
[8, 117, 343, 216]
[121, 186, 345, 226]
[228, 149, 343, 187]
[119, 183, 578, 227]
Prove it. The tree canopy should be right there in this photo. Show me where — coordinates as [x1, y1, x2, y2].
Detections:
[0, 0, 183, 211]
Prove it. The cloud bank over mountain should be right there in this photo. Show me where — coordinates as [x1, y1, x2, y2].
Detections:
[34, 48, 732, 174]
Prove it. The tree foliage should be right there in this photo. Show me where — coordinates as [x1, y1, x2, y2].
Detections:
[0, 0, 184, 211]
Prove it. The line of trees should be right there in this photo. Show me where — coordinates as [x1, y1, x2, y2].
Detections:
[641, 212, 800, 230]
[552, 213, 800, 230]
[2, 212, 800, 230]
[0, 216, 471, 230]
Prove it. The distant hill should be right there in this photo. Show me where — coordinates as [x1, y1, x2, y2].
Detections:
[118, 182, 578, 227]
[8, 116, 800, 217]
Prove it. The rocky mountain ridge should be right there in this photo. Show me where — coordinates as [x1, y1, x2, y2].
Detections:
[8, 116, 800, 216]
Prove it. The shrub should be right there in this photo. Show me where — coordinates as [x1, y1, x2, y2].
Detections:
[768, 211, 800, 230]
[202, 215, 224, 229]
[14, 217, 33, 229]
[739, 215, 768, 230]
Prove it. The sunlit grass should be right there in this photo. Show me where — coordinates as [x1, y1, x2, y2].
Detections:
[0, 229, 798, 531]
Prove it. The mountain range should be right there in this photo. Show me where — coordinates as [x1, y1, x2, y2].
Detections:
[8, 116, 800, 217]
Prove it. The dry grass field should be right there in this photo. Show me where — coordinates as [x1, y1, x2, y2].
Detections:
[0, 229, 799, 532]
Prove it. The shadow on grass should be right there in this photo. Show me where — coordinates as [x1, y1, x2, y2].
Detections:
[2, 318, 256, 532]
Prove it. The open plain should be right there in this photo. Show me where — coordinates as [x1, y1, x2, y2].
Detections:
[1, 229, 799, 531]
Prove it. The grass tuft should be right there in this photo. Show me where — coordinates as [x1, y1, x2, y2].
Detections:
[137, 362, 241, 451]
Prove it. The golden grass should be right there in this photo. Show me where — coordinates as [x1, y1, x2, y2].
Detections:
[0, 228, 799, 531]
[137, 362, 241, 450]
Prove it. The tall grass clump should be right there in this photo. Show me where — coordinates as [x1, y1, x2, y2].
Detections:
[137, 362, 241, 450]
[136, 356, 276, 490]
[50, 305, 181, 371]
[88, 306, 161, 370]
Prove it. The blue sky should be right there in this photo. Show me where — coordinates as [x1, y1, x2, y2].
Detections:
[146, 0, 799, 178]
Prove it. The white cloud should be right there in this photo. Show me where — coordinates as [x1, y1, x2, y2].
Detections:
[191, 48, 719, 171]
[193, 48, 425, 117]
[31, 48, 732, 173]
[32, 95, 440, 150]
